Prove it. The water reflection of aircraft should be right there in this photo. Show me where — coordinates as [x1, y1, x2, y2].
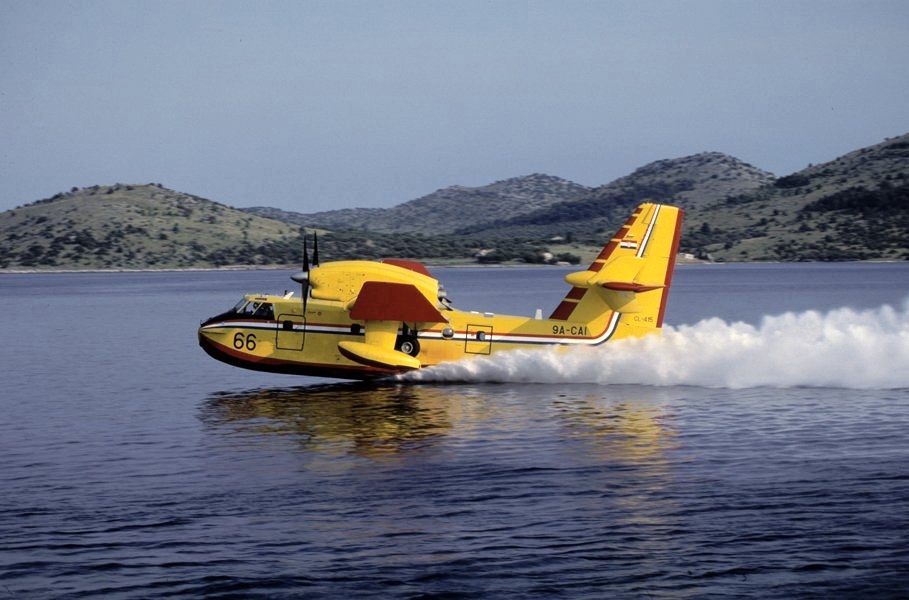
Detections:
[200, 383, 479, 457]
[552, 387, 678, 464]
[200, 383, 676, 462]
[198, 203, 683, 380]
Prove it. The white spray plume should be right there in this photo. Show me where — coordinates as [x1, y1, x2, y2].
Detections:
[402, 301, 909, 389]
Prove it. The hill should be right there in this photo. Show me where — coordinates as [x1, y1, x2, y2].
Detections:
[451, 136, 909, 261]
[0, 184, 301, 269]
[681, 133, 909, 260]
[244, 173, 591, 234]
[453, 152, 775, 239]
[2, 133, 907, 270]
[0, 183, 550, 269]
[248, 135, 908, 262]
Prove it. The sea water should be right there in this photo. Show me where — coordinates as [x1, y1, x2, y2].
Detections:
[1, 263, 908, 598]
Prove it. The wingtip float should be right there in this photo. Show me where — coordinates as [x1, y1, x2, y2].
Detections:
[198, 202, 684, 380]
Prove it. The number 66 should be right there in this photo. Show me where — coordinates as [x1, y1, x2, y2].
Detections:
[233, 332, 257, 351]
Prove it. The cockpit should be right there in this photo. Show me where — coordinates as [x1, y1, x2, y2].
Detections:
[232, 298, 274, 320]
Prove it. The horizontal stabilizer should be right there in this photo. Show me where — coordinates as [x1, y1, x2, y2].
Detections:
[564, 270, 597, 287]
[564, 256, 663, 296]
[598, 255, 646, 283]
[600, 282, 664, 293]
[349, 281, 448, 324]
[338, 341, 422, 370]
[599, 289, 641, 313]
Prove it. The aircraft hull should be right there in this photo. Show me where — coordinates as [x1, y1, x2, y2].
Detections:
[197, 203, 683, 381]
[197, 306, 628, 380]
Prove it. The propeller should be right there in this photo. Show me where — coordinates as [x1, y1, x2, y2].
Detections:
[290, 232, 316, 314]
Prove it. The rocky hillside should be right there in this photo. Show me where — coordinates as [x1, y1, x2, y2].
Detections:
[0, 184, 301, 269]
[455, 152, 776, 238]
[2, 133, 907, 269]
[244, 174, 591, 234]
[603, 151, 776, 210]
[428, 137, 909, 262]
[681, 133, 909, 261]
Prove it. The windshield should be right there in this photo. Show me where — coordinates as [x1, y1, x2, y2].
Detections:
[232, 298, 274, 320]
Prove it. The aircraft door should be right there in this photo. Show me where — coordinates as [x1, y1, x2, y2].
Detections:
[465, 324, 493, 355]
[275, 314, 305, 350]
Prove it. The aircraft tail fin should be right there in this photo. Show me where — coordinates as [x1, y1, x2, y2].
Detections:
[550, 203, 683, 331]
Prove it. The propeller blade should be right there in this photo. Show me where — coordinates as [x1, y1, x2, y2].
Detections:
[290, 234, 310, 284]
[312, 232, 320, 267]
[290, 233, 312, 313]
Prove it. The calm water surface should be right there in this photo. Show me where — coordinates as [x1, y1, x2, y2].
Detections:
[2, 263, 909, 598]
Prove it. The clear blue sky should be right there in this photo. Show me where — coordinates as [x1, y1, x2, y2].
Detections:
[2, 0, 907, 213]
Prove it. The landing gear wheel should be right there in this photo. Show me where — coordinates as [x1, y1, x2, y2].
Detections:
[396, 336, 420, 357]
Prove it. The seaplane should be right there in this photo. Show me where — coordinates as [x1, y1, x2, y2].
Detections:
[198, 202, 683, 380]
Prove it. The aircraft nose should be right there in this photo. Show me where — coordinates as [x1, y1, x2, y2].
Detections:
[200, 310, 234, 327]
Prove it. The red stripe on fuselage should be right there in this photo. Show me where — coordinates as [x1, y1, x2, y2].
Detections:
[198, 333, 398, 380]
[549, 287, 586, 320]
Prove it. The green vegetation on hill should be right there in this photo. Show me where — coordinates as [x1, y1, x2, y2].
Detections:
[0, 184, 577, 269]
[0, 184, 301, 269]
[245, 173, 592, 235]
[680, 135, 909, 261]
[785, 182, 909, 260]
[2, 133, 907, 270]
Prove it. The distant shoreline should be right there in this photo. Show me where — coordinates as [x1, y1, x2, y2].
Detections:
[4, 257, 906, 275]
[0, 264, 550, 274]
[0, 265, 293, 275]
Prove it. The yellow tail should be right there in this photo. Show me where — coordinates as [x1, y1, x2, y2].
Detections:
[550, 203, 683, 336]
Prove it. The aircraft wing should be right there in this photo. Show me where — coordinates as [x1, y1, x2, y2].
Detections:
[339, 281, 448, 372]
[348, 281, 448, 324]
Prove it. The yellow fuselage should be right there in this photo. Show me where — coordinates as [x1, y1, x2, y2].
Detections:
[198, 202, 683, 380]
[198, 290, 652, 380]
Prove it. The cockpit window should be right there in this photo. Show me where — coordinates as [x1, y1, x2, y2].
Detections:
[231, 299, 274, 320]
[252, 303, 274, 319]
